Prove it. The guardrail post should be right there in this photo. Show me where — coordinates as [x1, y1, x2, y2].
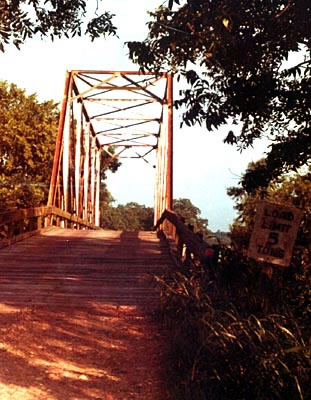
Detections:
[37, 216, 43, 230]
[7, 223, 14, 239]
[18, 219, 25, 235]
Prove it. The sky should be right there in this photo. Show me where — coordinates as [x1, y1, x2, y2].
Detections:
[0, 0, 269, 232]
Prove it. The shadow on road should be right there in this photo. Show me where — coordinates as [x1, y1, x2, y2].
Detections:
[0, 228, 173, 400]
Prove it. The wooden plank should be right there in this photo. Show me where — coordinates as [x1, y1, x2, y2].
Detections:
[0, 227, 173, 307]
[0, 207, 53, 226]
[51, 207, 101, 229]
[0, 208, 100, 250]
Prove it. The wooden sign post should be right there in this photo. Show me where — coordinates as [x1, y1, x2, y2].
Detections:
[248, 201, 303, 267]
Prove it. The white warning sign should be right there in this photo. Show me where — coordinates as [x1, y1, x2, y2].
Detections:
[248, 201, 303, 267]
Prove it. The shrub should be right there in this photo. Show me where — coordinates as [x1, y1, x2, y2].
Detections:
[156, 250, 311, 399]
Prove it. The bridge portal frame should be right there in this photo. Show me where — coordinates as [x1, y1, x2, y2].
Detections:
[48, 70, 173, 227]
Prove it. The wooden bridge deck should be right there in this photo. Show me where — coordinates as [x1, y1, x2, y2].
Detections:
[0, 227, 172, 306]
[0, 227, 174, 400]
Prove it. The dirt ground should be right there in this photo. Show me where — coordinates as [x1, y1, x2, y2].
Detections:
[0, 302, 173, 400]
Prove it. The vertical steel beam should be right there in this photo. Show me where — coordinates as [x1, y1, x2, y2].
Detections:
[79, 155, 84, 219]
[154, 130, 162, 225]
[154, 146, 160, 225]
[95, 150, 101, 226]
[83, 123, 90, 221]
[75, 103, 82, 217]
[161, 120, 167, 217]
[153, 73, 173, 224]
[48, 71, 71, 206]
[62, 104, 70, 212]
[166, 72, 173, 211]
[90, 135, 96, 224]
[69, 102, 75, 216]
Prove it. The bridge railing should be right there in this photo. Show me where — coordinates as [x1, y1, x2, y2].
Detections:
[155, 209, 208, 265]
[0, 206, 100, 248]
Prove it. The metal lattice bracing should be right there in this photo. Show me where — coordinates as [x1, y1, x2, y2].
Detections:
[48, 70, 173, 227]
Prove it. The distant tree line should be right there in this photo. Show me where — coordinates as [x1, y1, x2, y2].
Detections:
[100, 197, 217, 237]
[101, 202, 154, 231]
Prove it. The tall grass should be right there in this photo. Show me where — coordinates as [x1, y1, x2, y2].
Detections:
[156, 248, 311, 399]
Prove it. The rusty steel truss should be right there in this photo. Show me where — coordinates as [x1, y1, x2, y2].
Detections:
[48, 70, 173, 227]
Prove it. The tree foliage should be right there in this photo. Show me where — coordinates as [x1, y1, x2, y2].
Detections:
[0, 81, 59, 210]
[100, 150, 121, 181]
[99, 149, 121, 211]
[100, 197, 211, 233]
[0, 80, 121, 212]
[0, 0, 117, 51]
[128, 1, 311, 189]
[173, 197, 210, 237]
[101, 202, 154, 231]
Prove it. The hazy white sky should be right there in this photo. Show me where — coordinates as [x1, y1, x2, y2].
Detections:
[0, 0, 268, 231]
